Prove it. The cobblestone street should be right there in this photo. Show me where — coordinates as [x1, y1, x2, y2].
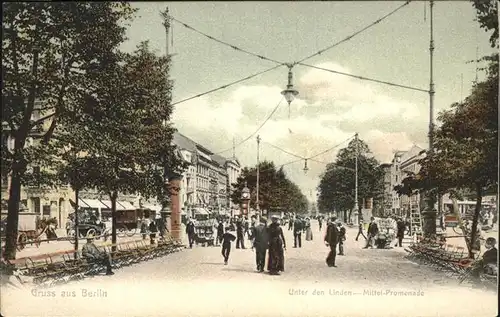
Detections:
[3, 223, 497, 317]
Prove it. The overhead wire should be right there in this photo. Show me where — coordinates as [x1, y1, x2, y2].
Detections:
[171, 16, 286, 66]
[244, 158, 304, 176]
[212, 96, 284, 155]
[297, 63, 428, 93]
[171, 64, 284, 106]
[261, 141, 305, 160]
[306, 135, 355, 160]
[295, 1, 412, 65]
[258, 135, 355, 164]
[308, 158, 355, 172]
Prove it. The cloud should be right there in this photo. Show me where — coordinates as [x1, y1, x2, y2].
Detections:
[172, 60, 429, 200]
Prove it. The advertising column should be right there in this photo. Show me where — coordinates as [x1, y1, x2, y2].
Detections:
[168, 173, 183, 240]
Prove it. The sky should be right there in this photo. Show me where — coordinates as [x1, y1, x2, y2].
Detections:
[119, 1, 495, 202]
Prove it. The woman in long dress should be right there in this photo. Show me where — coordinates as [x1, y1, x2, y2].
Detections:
[267, 215, 286, 275]
[305, 217, 313, 241]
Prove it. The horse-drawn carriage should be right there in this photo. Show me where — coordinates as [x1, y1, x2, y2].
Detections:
[0, 212, 55, 250]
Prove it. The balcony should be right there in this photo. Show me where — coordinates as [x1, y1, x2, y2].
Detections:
[186, 185, 195, 194]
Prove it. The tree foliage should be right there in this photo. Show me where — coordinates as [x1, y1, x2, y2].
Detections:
[55, 41, 186, 249]
[1, 2, 136, 260]
[317, 138, 384, 219]
[471, 0, 498, 49]
[396, 58, 497, 256]
[230, 161, 309, 214]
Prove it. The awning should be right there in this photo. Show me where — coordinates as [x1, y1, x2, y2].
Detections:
[99, 200, 126, 211]
[142, 204, 162, 212]
[193, 208, 209, 215]
[117, 201, 136, 210]
[79, 198, 108, 209]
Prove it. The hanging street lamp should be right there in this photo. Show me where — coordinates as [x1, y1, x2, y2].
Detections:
[303, 159, 309, 174]
[281, 64, 299, 119]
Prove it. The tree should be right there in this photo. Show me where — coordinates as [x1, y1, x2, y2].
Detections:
[471, 0, 498, 49]
[317, 138, 384, 222]
[396, 60, 497, 256]
[55, 42, 186, 251]
[1, 2, 136, 260]
[230, 161, 308, 214]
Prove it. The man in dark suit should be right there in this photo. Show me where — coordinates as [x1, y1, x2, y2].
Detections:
[186, 219, 196, 248]
[395, 218, 406, 247]
[236, 218, 245, 249]
[293, 216, 303, 248]
[363, 217, 379, 249]
[324, 217, 339, 267]
[251, 217, 269, 272]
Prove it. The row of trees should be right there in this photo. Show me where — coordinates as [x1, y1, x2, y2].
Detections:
[395, 0, 498, 257]
[2, 3, 185, 260]
[230, 161, 309, 214]
[317, 138, 384, 221]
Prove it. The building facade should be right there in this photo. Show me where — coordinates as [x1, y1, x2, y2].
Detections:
[172, 132, 241, 216]
[385, 145, 426, 217]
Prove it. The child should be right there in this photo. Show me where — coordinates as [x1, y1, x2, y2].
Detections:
[221, 227, 236, 265]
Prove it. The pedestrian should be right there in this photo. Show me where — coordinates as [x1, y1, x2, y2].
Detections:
[216, 220, 224, 246]
[471, 237, 498, 280]
[251, 217, 269, 272]
[355, 219, 367, 241]
[82, 234, 114, 275]
[395, 217, 405, 247]
[244, 217, 250, 239]
[221, 227, 236, 265]
[325, 217, 339, 267]
[305, 217, 313, 241]
[363, 217, 379, 249]
[65, 216, 74, 236]
[318, 217, 323, 232]
[186, 219, 196, 248]
[149, 219, 158, 245]
[236, 218, 245, 249]
[140, 218, 148, 240]
[267, 215, 286, 275]
[293, 216, 303, 248]
[288, 217, 293, 231]
[337, 222, 346, 255]
[157, 214, 167, 241]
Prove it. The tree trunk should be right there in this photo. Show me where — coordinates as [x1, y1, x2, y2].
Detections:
[74, 188, 79, 259]
[3, 167, 23, 260]
[110, 191, 118, 252]
[451, 197, 471, 254]
[348, 209, 353, 224]
[343, 209, 348, 223]
[469, 183, 483, 258]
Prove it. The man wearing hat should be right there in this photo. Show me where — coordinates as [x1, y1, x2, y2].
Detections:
[293, 216, 304, 248]
[324, 217, 339, 267]
[82, 235, 114, 275]
[251, 216, 269, 272]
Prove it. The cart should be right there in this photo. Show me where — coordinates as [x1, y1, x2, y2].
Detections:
[194, 219, 216, 247]
[0, 212, 48, 250]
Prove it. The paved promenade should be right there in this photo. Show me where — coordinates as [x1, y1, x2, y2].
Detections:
[2, 222, 497, 317]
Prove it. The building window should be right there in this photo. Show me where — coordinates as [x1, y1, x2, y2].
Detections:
[31, 197, 41, 214]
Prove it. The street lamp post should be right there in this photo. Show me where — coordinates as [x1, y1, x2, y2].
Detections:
[256, 135, 261, 218]
[421, 0, 438, 237]
[354, 133, 359, 224]
[241, 182, 250, 218]
[281, 64, 299, 118]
